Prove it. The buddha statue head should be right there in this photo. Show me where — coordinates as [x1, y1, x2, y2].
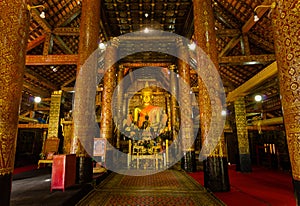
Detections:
[140, 83, 153, 106]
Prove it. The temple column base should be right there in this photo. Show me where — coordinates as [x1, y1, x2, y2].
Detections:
[181, 151, 196, 172]
[0, 173, 12, 206]
[294, 179, 300, 206]
[76, 157, 93, 184]
[238, 154, 252, 173]
[203, 156, 230, 192]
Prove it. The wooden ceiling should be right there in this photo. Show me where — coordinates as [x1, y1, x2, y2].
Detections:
[22, 0, 281, 123]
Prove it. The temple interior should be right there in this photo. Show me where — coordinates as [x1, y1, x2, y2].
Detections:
[0, 0, 300, 205]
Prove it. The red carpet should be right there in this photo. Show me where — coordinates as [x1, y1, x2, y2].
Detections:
[189, 165, 296, 206]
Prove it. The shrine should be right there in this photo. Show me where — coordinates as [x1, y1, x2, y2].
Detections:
[0, 0, 299, 205]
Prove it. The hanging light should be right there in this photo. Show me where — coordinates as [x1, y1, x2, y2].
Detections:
[34, 96, 42, 103]
[253, 2, 276, 22]
[254, 94, 262, 102]
[27, 4, 46, 19]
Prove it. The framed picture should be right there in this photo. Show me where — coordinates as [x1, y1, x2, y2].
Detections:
[93, 138, 106, 157]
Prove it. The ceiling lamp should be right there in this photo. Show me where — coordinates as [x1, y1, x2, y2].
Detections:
[27, 4, 46, 19]
[254, 94, 262, 102]
[253, 2, 276, 22]
[145, 13, 149, 18]
[144, 28, 150, 33]
[34, 96, 42, 103]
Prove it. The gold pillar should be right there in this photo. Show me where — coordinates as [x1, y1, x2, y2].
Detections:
[71, 0, 100, 155]
[169, 65, 178, 140]
[100, 37, 119, 142]
[99, 38, 119, 168]
[48, 91, 62, 138]
[176, 38, 196, 172]
[273, 1, 300, 202]
[193, 0, 229, 191]
[71, 0, 100, 184]
[116, 65, 124, 149]
[234, 97, 251, 172]
[0, 1, 30, 205]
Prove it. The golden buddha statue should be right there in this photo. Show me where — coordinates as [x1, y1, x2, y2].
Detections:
[133, 85, 167, 137]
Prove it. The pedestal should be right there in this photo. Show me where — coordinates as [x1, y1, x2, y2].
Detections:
[51, 154, 76, 191]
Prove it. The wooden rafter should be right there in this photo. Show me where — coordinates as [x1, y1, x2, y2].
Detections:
[218, 36, 241, 57]
[25, 69, 58, 91]
[27, 34, 46, 52]
[23, 82, 50, 97]
[26, 55, 78, 65]
[217, 0, 272, 57]
[53, 27, 80, 35]
[53, 35, 74, 54]
[219, 54, 276, 65]
[56, 5, 82, 27]
[226, 61, 278, 102]
[216, 29, 241, 37]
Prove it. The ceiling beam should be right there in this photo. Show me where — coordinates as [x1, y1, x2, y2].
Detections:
[121, 62, 171, 68]
[24, 69, 58, 91]
[226, 61, 278, 102]
[218, 36, 241, 57]
[248, 33, 274, 53]
[27, 34, 46, 52]
[23, 82, 51, 97]
[218, 0, 271, 57]
[247, 125, 282, 131]
[218, 54, 276, 65]
[31, 9, 52, 33]
[53, 35, 74, 54]
[56, 5, 82, 27]
[26, 55, 78, 65]
[53, 27, 80, 36]
[61, 76, 76, 87]
[216, 29, 241, 37]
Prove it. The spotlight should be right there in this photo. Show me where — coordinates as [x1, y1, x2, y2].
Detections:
[221, 110, 227, 116]
[40, 11, 46, 19]
[254, 94, 262, 102]
[34, 96, 41, 103]
[253, 12, 259, 22]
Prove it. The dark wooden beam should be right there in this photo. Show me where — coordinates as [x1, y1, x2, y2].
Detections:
[53, 35, 74, 54]
[218, 54, 276, 65]
[248, 33, 274, 53]
[218, 36, 241, 57]
[24, 69, 58, 91]
[26, 55, 78, 65]
[53, 27, 80, 36]
[56, 5, 82, 27]
[23, 82, 50, 97]
[217, 29, 241, 37]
